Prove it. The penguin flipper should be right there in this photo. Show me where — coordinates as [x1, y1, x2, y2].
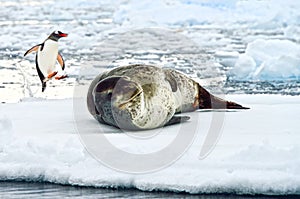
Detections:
[164, 115, 190, 127]
[57, 53, 65, 70]
[24, 44, 41, 56]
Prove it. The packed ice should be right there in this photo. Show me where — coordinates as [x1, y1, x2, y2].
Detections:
[228, 39, 300, 80]
[1, 0, 300, 195]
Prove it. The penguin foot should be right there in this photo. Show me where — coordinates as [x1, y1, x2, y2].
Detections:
[47, 71, 58, 79]
[55, 75, 68, 80]
[42, 82, 47, 92]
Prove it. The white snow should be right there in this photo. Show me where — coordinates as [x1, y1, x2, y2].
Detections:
[113, 0, 300, 27]
[0, 95, 299, 195]
[228, 39, 300, 80]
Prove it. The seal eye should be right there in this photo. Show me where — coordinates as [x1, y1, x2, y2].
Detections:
[107, 92, 112, 99]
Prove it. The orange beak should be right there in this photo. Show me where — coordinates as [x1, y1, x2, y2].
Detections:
[59, 33, 68, 37]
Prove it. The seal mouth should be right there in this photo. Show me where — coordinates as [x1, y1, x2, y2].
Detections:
[118, 89, 143, 109]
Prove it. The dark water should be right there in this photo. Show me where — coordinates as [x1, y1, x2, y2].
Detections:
[0, 181, 298, 199]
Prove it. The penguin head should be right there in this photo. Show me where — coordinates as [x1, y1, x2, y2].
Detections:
[48, 31, 68, 41]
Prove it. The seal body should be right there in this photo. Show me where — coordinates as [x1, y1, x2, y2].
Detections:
[87, 64, 248, 130]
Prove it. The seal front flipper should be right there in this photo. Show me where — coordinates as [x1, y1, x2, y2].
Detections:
[164, 71, 178, 92]
[164, 115, 190, 127]
[24, 44, 42, 56]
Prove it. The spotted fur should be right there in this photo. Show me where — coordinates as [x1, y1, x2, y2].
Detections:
[87, 64, 249, 130]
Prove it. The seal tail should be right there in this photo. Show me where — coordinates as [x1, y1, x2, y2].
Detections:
[198, 85, 249, 109]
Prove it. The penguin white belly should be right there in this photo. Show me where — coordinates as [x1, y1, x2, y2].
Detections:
[38, 40, 58, 75]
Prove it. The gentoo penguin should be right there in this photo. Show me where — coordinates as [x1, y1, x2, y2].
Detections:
[87, 64, 249, 130]
[24, 31, 68, 92]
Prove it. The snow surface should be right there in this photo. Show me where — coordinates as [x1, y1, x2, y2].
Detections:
[0, 95, 299, 195]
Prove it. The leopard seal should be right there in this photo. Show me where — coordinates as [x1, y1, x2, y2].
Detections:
[87, 64, 248, 130]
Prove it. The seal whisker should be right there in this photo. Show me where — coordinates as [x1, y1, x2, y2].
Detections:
[118, 89, 143, 109]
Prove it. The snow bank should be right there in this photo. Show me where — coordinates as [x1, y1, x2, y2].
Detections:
[113, 0, 300, 27]
[0, 95, 299, 195]
[228, 39, 300, 80]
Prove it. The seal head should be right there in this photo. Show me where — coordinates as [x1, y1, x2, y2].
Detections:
[93, 76, 143, 130]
